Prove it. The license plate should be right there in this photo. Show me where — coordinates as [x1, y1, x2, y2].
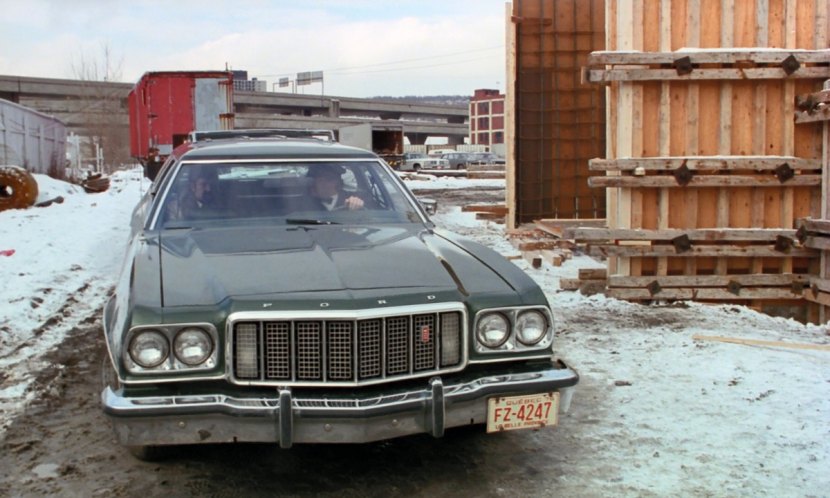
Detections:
[486, 392, 559, 433]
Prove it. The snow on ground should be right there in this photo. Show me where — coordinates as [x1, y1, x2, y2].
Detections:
[0, 170, 828, 495]
[428, 193, 830, 497]
[0, 167, 150, 434]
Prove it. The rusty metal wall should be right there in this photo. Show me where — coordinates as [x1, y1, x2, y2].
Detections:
[513, 0, 606, 222]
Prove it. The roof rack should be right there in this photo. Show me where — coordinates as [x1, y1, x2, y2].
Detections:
[188, 128, 335, 142]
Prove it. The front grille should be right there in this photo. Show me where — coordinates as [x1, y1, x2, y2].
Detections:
[231, 309, 465, 385]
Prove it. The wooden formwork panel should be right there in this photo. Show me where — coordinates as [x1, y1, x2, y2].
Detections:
[591, 0, 829, 321]
[511, 0, 606, 223]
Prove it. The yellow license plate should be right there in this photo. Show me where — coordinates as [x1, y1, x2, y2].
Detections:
[486, 392, 559, 433]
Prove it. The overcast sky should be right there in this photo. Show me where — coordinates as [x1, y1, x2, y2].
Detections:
[0, 0, 509, 98]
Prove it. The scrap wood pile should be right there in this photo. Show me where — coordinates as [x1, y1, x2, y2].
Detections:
[503, 219, 588, 270]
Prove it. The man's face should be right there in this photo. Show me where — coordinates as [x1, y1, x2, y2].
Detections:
[313, 174, 339, 197]
[193, 177, 210, 200]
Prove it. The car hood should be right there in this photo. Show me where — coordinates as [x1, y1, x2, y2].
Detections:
[156, 225, 522, 307]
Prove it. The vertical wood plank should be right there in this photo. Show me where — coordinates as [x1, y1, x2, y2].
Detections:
[656, 0, 671, 275]
[716, 0, 734, 275]
[614, 0, 636, 276]
[779, 0, 798, 273]
[505, 2, 517, 230]
[817, 0, 829, 48]
[606, 0, 619, 275]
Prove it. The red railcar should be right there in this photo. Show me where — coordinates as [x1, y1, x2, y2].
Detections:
[128, 71, 234, 180]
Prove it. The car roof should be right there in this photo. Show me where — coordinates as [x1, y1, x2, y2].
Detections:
[173, 137, 379, 162]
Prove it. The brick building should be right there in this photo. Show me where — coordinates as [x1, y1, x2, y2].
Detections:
[469, 88, 504, 149]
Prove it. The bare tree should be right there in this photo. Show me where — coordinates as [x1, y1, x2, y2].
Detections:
[70, 43, 131, 174]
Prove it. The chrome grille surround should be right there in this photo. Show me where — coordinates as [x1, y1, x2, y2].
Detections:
[227, 304, 468, 387]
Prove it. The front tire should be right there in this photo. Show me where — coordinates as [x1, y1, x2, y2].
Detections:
[128, 445, 170, 461]
[102, 356, 171, 461]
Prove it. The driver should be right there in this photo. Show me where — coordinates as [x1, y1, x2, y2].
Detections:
[306, 164, 364, 211]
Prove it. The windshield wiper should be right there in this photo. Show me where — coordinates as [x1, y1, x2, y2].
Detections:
[286, 218, 339, 225]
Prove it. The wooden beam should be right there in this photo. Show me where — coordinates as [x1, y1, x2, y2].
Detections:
[795, 107, 830, 124]
[798, 218, 830, 234]
[608, 273, 808, 288]
[584, 67, 830, 83]
[587, 49, 830, 65]
[566, 227, 797, 241]
[803, 236, 830, 251]
[589, 156, 820, 171]
[475, 212, 506, 222]
[588, 175, 821, 188]
[461, 204, 508, 215]
[579, 268, 608, 280]
[608, 287, 805, 300]
[559, 278, 582, 291]
[692, 334, 830, 351]
[589, 244, 815, 258]
[516, 240, 562, 251]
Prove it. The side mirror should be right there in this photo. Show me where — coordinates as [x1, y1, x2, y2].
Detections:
[418, 198, 438, 215]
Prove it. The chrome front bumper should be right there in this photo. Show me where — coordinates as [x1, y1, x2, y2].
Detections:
[102, 361, 578, 447]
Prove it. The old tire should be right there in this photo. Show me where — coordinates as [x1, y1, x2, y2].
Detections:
[0, 165, 39, 212]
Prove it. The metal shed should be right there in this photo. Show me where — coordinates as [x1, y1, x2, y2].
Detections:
[0, 98, 67, 177]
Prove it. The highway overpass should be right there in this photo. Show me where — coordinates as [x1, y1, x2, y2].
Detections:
[0, 74, 469, 145]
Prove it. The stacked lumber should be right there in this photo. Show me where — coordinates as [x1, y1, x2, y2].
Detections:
[507, 224, 575, 269]
[462, 203, 507, 223]
[465, 163, 505, 179]
[560, 268, 608, 296]
[582, 0, 828, 321]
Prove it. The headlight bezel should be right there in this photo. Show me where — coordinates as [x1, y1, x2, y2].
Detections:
[123, 323, 218, 374]
[473, 306, 554, 355]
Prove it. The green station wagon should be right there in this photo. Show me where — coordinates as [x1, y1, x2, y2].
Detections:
[101, 130, 578, 459]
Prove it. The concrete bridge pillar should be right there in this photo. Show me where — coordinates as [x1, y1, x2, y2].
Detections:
[328, 99, 340, 118]
[406, 133, 427, 145]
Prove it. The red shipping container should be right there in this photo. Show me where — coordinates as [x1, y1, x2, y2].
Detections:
[128, 71, 234, 179]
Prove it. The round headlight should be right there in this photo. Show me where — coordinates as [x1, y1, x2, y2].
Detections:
[516, 310, 548, 345]
[128, 330, 169, 368]
[476, 313, 510, 348]
[174, 328, 213, 366]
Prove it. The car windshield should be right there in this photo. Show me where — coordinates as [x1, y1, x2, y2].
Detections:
[154, 160, 424, 229]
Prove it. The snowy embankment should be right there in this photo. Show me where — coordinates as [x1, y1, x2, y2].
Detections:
[0, 167, 150, 434]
